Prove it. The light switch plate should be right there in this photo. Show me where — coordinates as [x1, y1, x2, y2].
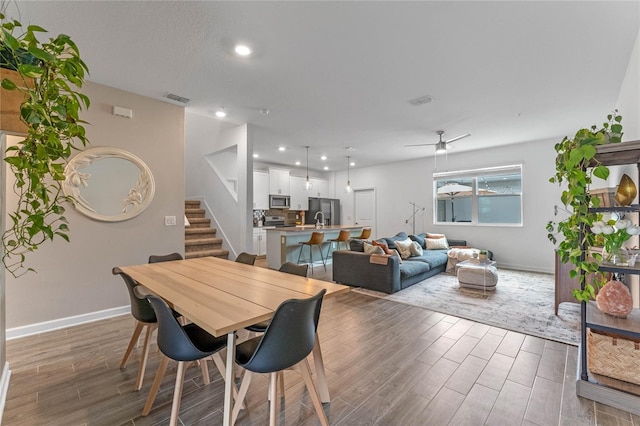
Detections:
[165, 216, 176, 226]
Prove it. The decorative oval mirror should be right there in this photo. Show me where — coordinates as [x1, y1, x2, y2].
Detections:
[63, 147, 155, 222]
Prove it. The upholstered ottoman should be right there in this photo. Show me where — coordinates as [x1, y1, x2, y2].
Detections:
[456, 260, 499, 291]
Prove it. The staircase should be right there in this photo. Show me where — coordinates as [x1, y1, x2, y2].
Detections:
[184, 200, 229, 260]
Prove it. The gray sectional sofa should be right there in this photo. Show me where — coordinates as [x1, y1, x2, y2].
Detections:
[332, 232, 467, 294]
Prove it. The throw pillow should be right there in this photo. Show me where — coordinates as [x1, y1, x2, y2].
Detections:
[395, 238, 414, 259]
[409, 233, 426, 249]
[383, 232, 409, 249]
[364, 241, 385, 255]
[372, 240, 390, 254]
[349, 239, 365, 252]
[426, 232, 446, 239]
[426, 237, 449, 250]
[389, 249, 403, 264]
[410, 241, 424, 256]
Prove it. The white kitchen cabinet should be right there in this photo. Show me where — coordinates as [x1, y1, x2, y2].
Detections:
[269, 168, 290, 195]
[252, 227, 267, 255]
[253, 170, 269, 210]
[309, 178, 330, 198]
[289, 176, 310, 211]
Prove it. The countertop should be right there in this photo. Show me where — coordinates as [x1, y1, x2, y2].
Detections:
[265, 225, 362, 232]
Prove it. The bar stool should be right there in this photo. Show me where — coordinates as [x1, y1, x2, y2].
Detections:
[327, 230, 351, 259]
[297, 231, 326, 272]
[351, 228, 371, 240]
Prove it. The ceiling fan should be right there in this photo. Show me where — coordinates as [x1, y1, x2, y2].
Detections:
[405, 130, 471, 153]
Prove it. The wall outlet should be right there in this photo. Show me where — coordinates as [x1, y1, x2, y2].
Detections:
[165, 215, 176, 226]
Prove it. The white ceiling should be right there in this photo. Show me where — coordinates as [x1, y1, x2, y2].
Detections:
[9, 1, 640, 172]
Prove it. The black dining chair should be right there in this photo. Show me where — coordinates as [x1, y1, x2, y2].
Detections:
[245, 262, 309, 334]
[148, 252, 183, 263]
[113, 267, 158, 391]
[232, 289, 328, 426]
[235, 252, 257, 265]
[140, 291, 229, 426]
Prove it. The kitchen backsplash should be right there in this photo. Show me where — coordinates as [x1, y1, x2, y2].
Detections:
[253, 208, 305, 226]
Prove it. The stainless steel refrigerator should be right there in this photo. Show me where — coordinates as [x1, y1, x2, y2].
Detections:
[306, 198, 341, 226]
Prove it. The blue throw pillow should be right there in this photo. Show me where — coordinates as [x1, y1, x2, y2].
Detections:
[349, 239, 365, 252]
[409, 233, 426, 249]
[383, 232, 408, 249]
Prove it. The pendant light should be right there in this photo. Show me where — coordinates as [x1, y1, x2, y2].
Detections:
[304, 146, 312, 191]
[346, 156, 352, 193]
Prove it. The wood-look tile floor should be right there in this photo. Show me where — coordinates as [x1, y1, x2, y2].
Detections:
[4, 264, 640, 425]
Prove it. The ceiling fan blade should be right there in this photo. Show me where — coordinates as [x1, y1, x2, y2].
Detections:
[444, 133, 471, 144]
[404, 143, 436, 147]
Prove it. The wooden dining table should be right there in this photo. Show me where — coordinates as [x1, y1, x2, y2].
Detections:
[117, 256, 350, 426]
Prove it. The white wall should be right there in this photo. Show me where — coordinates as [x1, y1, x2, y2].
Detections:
[334, 137, 560, 273]
[184, 112, 252, 257]
[617, 29, 640, 142]
[5, 82, 185, 330]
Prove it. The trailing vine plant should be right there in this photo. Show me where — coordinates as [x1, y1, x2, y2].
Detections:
[547, 111, 623, 302]
[0, 14, 90, 276]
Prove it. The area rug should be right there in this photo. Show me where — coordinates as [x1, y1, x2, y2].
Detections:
[353, 269, 581, 346]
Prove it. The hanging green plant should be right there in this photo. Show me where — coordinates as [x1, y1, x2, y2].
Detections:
[547, 111, 623, 302]
[1, 14, 90, 277]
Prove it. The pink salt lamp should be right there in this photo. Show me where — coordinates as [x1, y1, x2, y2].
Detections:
[596, 280, 634, 317]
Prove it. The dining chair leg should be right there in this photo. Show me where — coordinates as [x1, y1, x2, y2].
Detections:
[278, 371, 285, 399]
[269, 372, 278, 426]
[135, 323, 157, 390]
[143, 355, 170, 416]
[298, 358, 328, 426]
[169, 361, 186, 426]
[312, 333, 330, 403]
[121, 321, 145, 369]
[232, 370, 254, 424]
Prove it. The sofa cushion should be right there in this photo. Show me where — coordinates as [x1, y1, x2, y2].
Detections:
[409, 233, 427, 249]
[382, 232, 409, 249]
[407, 250, 449, 268]
[410, 241, 424, 256]
[399, 260, 431, 280]
[350, 239, 365, 252]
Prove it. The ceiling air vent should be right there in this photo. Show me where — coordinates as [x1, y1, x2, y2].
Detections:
[407, 95, 432, 106]
[165, 93, 190, 104]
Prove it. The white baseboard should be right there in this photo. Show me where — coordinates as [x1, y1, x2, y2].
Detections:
[0, 361, 10, 425]
[6, 306, 130, 340]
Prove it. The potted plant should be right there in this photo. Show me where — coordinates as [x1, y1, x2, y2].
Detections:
[1, 14, 90, 276]
[478, 249, 488, 262]
[547, 111, 623, 301]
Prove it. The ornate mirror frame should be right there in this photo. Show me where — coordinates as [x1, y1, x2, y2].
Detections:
[63, 147, 155, 222]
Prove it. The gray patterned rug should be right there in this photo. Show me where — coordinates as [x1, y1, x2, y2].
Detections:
[353, 269, 581, 346]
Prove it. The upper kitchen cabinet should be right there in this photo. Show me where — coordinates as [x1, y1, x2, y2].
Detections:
[269, 167, 290, 195]
[289, 176, 310, 211]
[309, 178, 330, 198]
[253, 170, 269, 210]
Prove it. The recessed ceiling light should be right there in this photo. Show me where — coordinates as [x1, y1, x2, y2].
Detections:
[278, 146, 286, 152]
[235, 44, 252, 56]
[215, 107, 227, 118]
[259, 108, 270, 115]
[350, 162, 355, 167]
[321, 155, 327, 161]
[295, 161, 301, 166]
[253, 153, 259, 158]
[324, 166, 329, 170]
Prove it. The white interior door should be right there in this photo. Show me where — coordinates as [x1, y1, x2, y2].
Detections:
[354, 188, 376, 238]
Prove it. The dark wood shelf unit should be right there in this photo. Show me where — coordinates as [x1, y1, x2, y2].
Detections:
[576, 140, 640, 413]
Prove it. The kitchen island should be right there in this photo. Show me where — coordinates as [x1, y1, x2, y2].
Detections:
[266, 225, 364, 269]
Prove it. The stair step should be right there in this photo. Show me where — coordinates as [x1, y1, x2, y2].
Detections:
[185, 249, 229, 260]
[186, 217, 211, 228]
[185, 237, 222, 247]
[185, 200, 201, 208]
[185, 227, 217, 239]
[185, 208, 206, 218]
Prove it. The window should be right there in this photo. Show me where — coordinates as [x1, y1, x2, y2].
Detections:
[434, 165, 522, 226]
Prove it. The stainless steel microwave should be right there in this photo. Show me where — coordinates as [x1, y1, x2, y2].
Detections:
[269, 195, 290, 209]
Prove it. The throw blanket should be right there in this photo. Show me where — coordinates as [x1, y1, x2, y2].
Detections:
[446, 248, 478, 273]
[369, 254, 390, 265]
